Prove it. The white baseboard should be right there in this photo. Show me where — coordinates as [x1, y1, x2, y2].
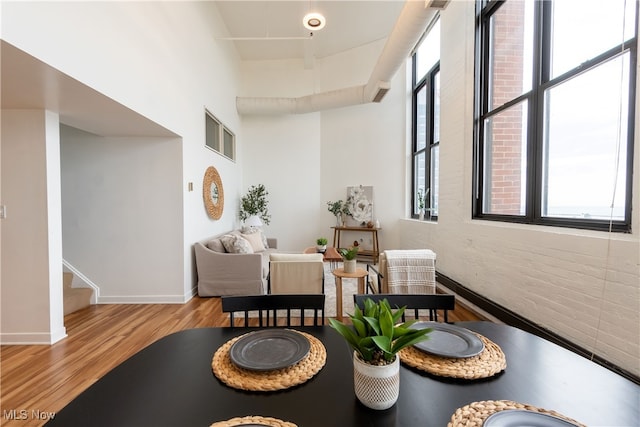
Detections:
[1, 328, 67, 345]
[98, 294, 192, 304]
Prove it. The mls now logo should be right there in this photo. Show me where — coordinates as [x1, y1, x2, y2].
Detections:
[3, 410, 28, 420]
[3, 409, 55, 421]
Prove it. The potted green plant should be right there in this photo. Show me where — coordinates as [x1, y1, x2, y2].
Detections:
[416, 188, 429, 220]
[329, 298, 432, 410]
[327, 200, 345, 226]
[239, 184, 271, 225]
[316, 237, 328, 253]
[327, 200, 353, 226]
[339, 246, 358, 273]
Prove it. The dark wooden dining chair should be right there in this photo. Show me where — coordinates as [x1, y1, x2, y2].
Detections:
[353, 293, 455, 323]
[221, 294, 325, 327]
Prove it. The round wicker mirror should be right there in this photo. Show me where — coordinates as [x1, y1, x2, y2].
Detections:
[203, 166, 224, 219]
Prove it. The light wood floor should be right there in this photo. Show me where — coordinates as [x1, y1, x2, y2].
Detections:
[0, 296, 483, 427]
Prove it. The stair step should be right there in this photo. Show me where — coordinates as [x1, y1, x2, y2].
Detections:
[63, 271, 73, 289]
[63, 271, 94, 315]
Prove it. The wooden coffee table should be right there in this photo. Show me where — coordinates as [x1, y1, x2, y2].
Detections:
[304, 246, 342, 269]
[332, 267, 368, 320]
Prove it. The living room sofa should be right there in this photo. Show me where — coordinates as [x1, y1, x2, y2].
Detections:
[194, 230, 278, 296]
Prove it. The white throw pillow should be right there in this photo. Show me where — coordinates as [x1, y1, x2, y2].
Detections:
[241, 226, 269, 249]
[220, 234, 253, 254]
[241, 232, 266, 252]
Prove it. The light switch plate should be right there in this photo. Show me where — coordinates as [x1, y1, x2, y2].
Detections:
[0, 205, 6, 219]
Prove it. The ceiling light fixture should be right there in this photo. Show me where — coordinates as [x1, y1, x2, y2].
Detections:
[303, 12, 326, 31]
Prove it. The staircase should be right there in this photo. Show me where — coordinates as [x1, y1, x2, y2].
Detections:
[63, 272, 94, 315]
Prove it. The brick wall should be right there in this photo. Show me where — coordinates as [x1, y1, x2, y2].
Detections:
[486, 0, 525, 215]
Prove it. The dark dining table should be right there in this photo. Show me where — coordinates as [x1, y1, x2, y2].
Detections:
[45, 322, 639, 427]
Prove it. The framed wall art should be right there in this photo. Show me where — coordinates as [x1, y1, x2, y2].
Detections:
[347, 185, 373, 225]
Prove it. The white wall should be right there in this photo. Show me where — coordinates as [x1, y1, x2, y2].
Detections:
[398, 1, 640, 376]
[240, 40, 407, 252]
[60, 126, 184, 302]
[1, 110, 66, 344]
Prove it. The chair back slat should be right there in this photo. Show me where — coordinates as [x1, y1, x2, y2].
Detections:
[222, 294, 325, 327]
[353, 294, 455, 323]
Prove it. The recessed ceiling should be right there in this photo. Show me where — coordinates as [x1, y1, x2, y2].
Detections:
[1, 2, 407, 134]
[214, 1, 405, 61]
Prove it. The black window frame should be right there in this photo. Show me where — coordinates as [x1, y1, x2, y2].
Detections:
[411, 39, 440, 221]
[473, 0, 637, 233]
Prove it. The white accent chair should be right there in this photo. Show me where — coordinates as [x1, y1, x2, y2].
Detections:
[367, 249, 436, 294]
[268, 253, 325, 294]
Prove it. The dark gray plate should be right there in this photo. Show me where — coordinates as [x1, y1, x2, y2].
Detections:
[229, 329, 310, 371]
[409, 322, 485, 358]
[483, 410, 578, 426]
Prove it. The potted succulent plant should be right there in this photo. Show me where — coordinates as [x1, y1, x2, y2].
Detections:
[339, 246, 358, 273]
[239, 184, 271, 225]
[329, 298, 432, 410]
[316, 237, 328, 253]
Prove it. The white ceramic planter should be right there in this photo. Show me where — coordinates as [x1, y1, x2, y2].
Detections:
[343, 259, 357, 273]
[352, 352, 400, 410]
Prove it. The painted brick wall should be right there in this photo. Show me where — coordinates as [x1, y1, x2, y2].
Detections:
[400, 0, 639, 377]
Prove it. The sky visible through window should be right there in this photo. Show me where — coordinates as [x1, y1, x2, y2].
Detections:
[518, 0, 635, 220]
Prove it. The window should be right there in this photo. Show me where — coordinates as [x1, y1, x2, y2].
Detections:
[474, 0, 636, 232]
[412, 18, 440, 220]
[205, 110, 235, 161]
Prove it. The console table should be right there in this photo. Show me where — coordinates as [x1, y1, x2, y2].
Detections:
[331, 226, 380, 264]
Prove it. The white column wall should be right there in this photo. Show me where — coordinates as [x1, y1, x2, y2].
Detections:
[399, 1, 639, 376]
[1, 110, 66, 344]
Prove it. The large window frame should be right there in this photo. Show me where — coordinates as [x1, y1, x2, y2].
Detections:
[474, 0, 637, 232]
[411, 18, 440, 221]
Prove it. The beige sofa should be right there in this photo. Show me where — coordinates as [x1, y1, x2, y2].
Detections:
[194, 230, 278, 296]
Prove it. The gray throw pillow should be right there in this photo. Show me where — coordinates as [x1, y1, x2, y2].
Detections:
[206, 238, 226, 253]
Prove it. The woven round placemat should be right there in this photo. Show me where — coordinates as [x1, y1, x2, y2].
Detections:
[447, 400, 586, 427]
[210, 415, 297, 427]
[212, 330, 326, 392]
[398, 333, 506, 379]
